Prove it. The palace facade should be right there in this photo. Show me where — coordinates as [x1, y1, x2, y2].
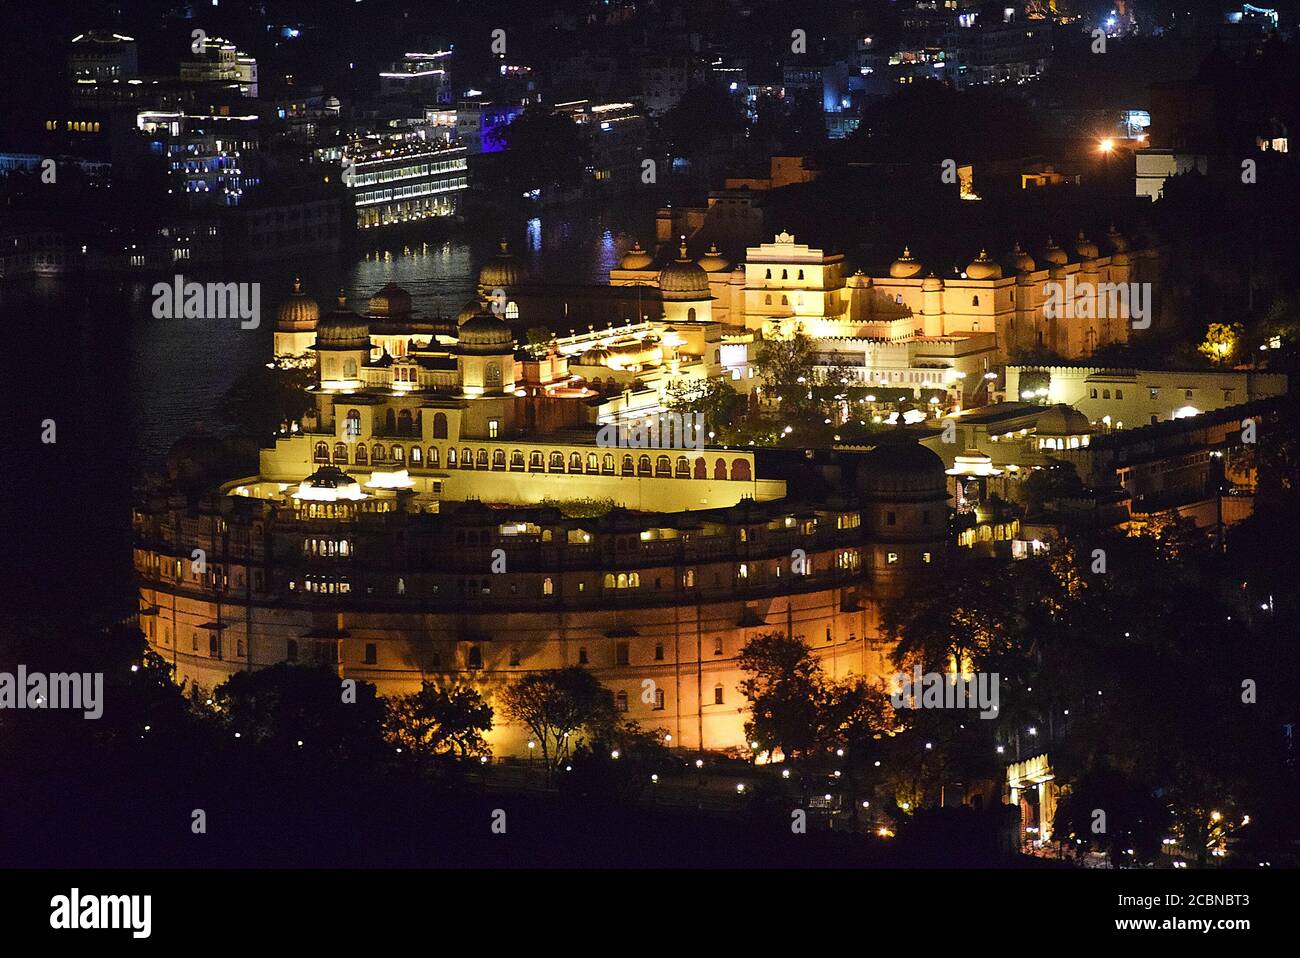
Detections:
[136, 278, 951, 755]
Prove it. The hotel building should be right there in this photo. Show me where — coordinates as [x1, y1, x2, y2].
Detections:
[341, 140, 469, 228]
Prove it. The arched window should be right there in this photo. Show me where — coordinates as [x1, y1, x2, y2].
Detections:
[569, 452, 582, 472]
[333, 442, 348, 463]
[628, 572, 640, 588]
[694, 457, 707, 479]
[656, 455, 671, 476]
[398, 409, 413, 435]
[385, 409, 397, 433]
[782, 269, 788, 280]
[780, 294, 788, 306]
[714, 458, 727, 480]
[411, 446, 422, 465]
[687, 307, 696, 321]
[764, 294, 772, 305]
[392, 445, 405, 464]
[345, 409, 361, 438]
[549, 452, 564, 470]
[675, 456, 690, 477]
[372, 444, 386, 463]
[543, 577, 554, 596]
[797, 269, 804, 280]
[765, 269, 772, 280]
[604, 573, 615, 589]
[505, 301, 519, 319]
[622, 455, 635, 476]
[492, 449, 506, 469]
[638, 455, 651, 476]
[355, 444, 368, 464]
[601, 453, 613, 473]
[972, 295, 980, 307]
[314, 442, 329, 463]
[473, 449, 485, 468]
[511, 450, 525, 469]
[617, 573, 628, 589]
[528, 451, 543, 470]
[433, 413, 448, 439]
[428, 447, 439, 467]
[730, 459, 751, 481]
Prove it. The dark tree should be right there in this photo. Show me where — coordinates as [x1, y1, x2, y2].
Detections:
[500, 667, 617, 782]
[386, 682, 493, 759]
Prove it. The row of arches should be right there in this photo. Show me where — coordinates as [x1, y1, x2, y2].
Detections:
[313, 442, 754, 481]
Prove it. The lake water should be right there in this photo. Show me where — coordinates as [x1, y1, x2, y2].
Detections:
[7, 196, 656, 616]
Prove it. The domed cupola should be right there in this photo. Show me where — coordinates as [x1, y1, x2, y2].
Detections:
[367, 281, 413, 320]
[478, 239, 528, 292]
[294, 465, 365, 502]
[858, 432, 948, 500]
[1006, 242, 1036, 273]
[697, 243, 730, 273]
[1035, 403, 1092, 439]
[315, 291, 370, 350]
[1040, 236, 1069, 266]
[457, 308, 515, 355]
[1071, 230, 1099, 260]
[659, 238, 712, 301]
[277, 277, 320, 331]
[965, 249, 1003, 280]
[889, 246, 924, 279]
[456, 297, 487, 325]
[619, 239, 654, 270]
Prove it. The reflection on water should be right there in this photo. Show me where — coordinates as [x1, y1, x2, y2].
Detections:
[23, 197, 658, 469]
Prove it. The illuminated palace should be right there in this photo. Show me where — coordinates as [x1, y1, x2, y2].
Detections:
[478, 227, 1161, 414]
[134, 274, 952, 755]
